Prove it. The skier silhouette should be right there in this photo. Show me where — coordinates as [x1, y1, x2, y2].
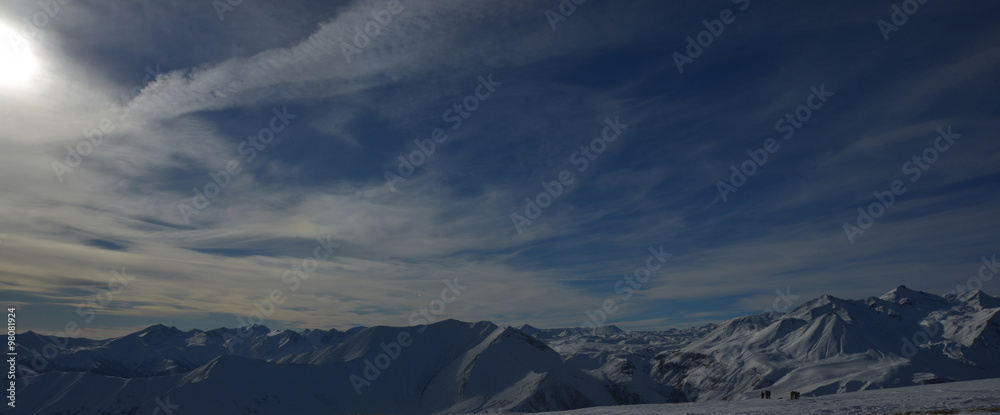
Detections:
[760, 391, 765, 399]
[765, 390, 771, 399]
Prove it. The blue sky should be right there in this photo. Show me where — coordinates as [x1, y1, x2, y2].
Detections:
[1, 0, 999, 339]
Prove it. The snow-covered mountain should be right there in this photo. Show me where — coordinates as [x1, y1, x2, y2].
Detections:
[528, 323, 717, 404]
[14, 286, 1000, 414]
[18, 320, 626, 414]
[651, 286, 1000, 401]
[15, 323, 363, 378]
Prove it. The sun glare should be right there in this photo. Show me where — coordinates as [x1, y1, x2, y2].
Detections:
[0, 25, 38, 87]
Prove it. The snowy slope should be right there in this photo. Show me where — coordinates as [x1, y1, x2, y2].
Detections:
[651, 286, 1000, 401]
[534, 377, 1000, 415]
[531, 324, 716, 404]
[18, 320, 620, 414]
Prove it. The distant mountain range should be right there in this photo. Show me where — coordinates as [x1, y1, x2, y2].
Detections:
[14, 286, 1000, 414]
[650, 286, 1000, 400]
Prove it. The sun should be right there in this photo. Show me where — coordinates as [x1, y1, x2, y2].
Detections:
[0, 25, 38, 87]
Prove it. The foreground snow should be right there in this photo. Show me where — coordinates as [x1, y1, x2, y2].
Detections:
[533, 377, 1000, 414]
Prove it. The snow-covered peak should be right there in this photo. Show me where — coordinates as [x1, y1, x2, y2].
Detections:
[958, 289, 1000, 310]
[879, 285, 945, 305]
[241, 323, 272, 336]
[690, 313, 776, 347]
[600, 324, 625, 334]
[653, 286, 1000, 402]
[518, 323, 541, 335]
[134, 324, 184, 341]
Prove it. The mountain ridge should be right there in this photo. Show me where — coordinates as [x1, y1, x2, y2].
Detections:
[15, 286, 1000, 414]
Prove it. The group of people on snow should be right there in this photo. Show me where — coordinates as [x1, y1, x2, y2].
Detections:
[759, 389, 801, 399]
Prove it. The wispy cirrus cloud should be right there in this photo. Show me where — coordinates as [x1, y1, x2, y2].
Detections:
[1, 0, 998, 338]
